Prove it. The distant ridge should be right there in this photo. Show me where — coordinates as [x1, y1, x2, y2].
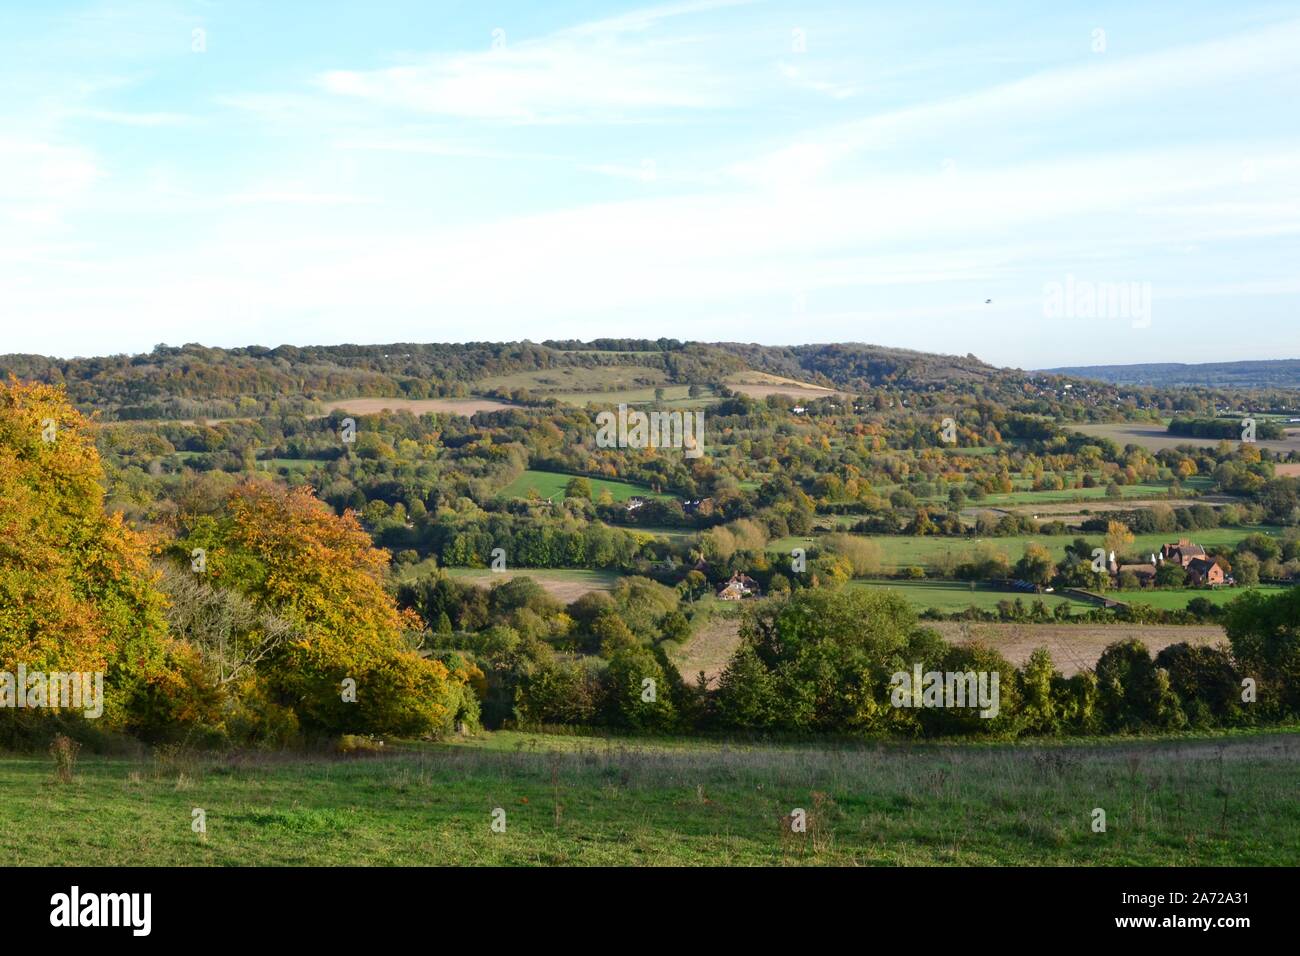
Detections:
[1039, 359, 1300, 389]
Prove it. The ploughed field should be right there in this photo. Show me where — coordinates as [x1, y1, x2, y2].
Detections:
[927, 622, 1227, 676]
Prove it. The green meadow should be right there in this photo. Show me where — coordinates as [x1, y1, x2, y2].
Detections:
[5, 730, 1298, 865]
[773, 526, 1286, 571]
[498, 469, 668, 503]
[844, 579, 1081, 613]
[1115, 585, 1289, 611]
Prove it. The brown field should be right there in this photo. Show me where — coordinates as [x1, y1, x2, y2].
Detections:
[932, 622, 1227, 675]
[1276, 463, 1300, 477]
[724, 371, 852, 401]
[441, 568, 618, 603]
[321, 397, 513, 417]
[673, 616, 1227, 681]
[1072, 421, 1300, 455]
[672, 613, 744, 684]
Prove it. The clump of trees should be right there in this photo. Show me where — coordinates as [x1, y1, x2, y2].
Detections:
[0, 380, 476, 749]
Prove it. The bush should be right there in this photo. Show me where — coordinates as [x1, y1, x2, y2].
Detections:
[1224, 586, 1300, 718]
[1095, 640, 1186, 732]
[335, 734, 385, 755]
[1153, 643, 1242, 728]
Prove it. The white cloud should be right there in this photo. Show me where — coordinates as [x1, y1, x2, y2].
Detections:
[739, 17, 1300, 188]
[315, 1, 744, 122]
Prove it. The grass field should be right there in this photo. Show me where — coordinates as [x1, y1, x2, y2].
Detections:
[553, 384, 715, 407]
[257, 457, 322, 474]
[979, 481, 1185, 506]
[773, 526, 1287, 571]
[475, 366, 712, 408]
[5, 730, 1298, 865]
[320, 397, 513, 417]
[844, 579, 1081, 613]
[477, 365, 667, 396]
[1115, 585, 1289, 610]
[847, 579, 1288, 616]
[498, 469, 668, 502]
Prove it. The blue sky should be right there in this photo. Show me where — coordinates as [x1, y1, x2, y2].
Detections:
[2, 0, 1298, 368]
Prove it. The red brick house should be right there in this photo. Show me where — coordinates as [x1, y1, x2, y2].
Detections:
[1185, 557, 1226, 586]
[1162, 538, 1207, 567]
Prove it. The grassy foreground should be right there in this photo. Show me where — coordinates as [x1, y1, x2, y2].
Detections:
[4, 731, 1298, 866]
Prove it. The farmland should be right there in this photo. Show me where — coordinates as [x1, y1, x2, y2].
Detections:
[1116, 584, 1289, 610]
[927, 622, 1228, 675]
[320, 397, 514, 417]
[480, 365, 667, 393]
[723, 371, 850, 401]
[497, 469, 667, 502]
[772, 525, 1289, 572]
[844, 579, 1081, 613]
[439, 567, 620, 602]
[1071, 421, 1300, 455]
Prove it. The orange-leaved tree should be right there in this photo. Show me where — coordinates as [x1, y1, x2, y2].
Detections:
[0, 377, 199, 731]
[175, 480, 466, 736]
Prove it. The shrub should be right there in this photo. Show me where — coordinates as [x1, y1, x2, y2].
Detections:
[1153, 643, 1242, 728]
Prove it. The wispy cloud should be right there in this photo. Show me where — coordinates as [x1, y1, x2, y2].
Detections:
[736, 17, 1300, 190]
[66, 108, 191, 126]
[316, 1, 745, 123]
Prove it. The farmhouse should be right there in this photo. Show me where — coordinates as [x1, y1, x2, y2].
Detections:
[1161, 538, 1207, 567]
[717, 571, 761, 600]
[1185, 557, 1226, 587]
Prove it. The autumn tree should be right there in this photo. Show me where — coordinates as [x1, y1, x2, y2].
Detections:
[0, 378, 197, 732]
[173, 480, 470, 736]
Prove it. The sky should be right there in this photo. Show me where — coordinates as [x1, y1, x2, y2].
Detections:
[2, 0, 1299, 369]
